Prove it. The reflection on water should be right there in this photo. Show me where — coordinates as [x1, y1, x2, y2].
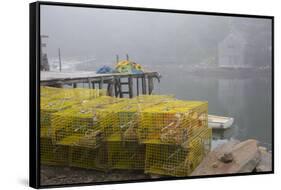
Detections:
[155, 67, 272, 149]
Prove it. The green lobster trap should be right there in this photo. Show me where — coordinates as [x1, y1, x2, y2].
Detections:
[139, 100, 208, 145]
[144, 128, 212, 177]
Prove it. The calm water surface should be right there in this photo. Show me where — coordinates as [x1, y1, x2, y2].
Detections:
[153, 66, 272, 149]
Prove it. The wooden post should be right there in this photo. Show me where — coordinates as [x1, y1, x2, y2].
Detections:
[128, 76, 133, 98]
[58, 48, 62, 72]
[126, 54, 129, 61]
[142, 75, 147, 94]
[118, 78, 123, 98]
[107, 78, 114, 96]
[148, 77, 154, 94]
[99, 77, 104, 89]
[88, 78, 91, 89]
[92, 82, 95, 89]
[114, 78, 118, 97]
[73, 83, 77, 88]
[107, 83, 111, 96]
[136, 77, 139, 96]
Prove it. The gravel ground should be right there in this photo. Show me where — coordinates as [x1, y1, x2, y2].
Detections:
[41, 165, 156, 186]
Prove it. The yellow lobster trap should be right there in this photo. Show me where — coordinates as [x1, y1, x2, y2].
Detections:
[40, 87, 107, 167]
[102, 95, 175, 142]
[40, 87, 106, 137]
[40, 86, 106, 100]
[40, 130, 70, 166]
[144, 128, 212, 177]
[68, 144, 108, 171]
[50, 96, 123, 147]
[138, 100, 208, 145]
[106, 136, 145, 170]
[98, 95, 174, 171]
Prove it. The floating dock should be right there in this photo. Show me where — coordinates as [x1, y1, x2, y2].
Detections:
[208, 114, 234, 129]
[40, 71, 161, 98]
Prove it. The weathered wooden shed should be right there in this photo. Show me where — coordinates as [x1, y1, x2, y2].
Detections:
[218, 32, 247, 68]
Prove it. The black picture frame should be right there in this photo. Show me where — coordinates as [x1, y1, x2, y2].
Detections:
[29, 1, 274, 188]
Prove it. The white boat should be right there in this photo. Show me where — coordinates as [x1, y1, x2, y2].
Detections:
[208, 114, 234, 129]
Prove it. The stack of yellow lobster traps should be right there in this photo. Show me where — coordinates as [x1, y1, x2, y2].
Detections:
[139, 100, 211, 176]
[103, 95, 174, 170]
[40, 86, 107, 167]
[40, 86, 212, 177]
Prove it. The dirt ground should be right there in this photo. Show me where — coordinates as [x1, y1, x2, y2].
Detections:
[40, 165, 157, 186]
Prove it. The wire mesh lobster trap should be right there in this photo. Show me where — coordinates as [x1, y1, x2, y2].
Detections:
[40, 97, 76, 166]
[50, 96, 124, 148]
[40, 87, 108, 167]
[40, 87, 106, 138]
[68, 144, 108, 171]
[106, 136, 145, 170]
[40, 97, 76, 138]
[138, 100, 208, 145]
[144, 128, 212, 177]
[40, 134, 70, 166]
[41, 86, 106, 100]
[102, 95, 175, 142]
[39, 87, 212, 174]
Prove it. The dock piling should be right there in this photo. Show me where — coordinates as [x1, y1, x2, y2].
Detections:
[142, 75, 147, 95]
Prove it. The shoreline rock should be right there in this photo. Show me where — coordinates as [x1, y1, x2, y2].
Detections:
[191, 139, 271, 176]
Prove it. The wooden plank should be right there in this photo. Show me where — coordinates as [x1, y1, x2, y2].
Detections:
[191, 139, 260, 176]
[41, 71, 159, 81]
[40, 71, 162, 98]
[40, 71, 161, 86]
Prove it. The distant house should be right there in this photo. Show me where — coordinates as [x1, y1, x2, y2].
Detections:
[40, 35, 50, 71]
[41, 53, 50, 71]
[218, 32, 247, 68]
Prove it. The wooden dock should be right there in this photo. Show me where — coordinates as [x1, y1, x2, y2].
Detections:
[40, 71, 161, 98]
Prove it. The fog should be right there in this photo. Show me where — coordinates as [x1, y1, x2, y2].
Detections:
[41, 5, 271, 69]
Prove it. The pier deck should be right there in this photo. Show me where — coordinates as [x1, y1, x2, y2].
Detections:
[40, 71, 161, 98]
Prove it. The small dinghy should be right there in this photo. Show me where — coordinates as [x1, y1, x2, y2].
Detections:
[208, 114, 234, 129]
